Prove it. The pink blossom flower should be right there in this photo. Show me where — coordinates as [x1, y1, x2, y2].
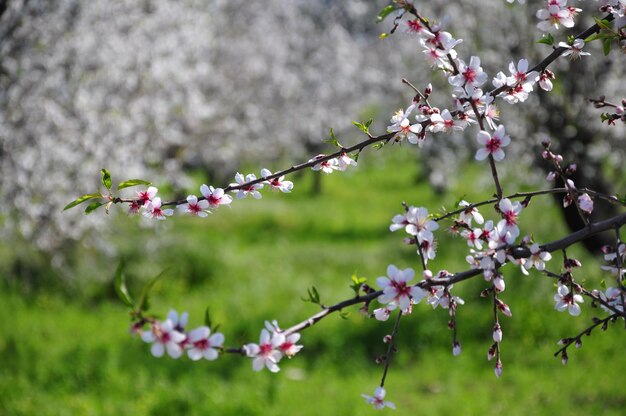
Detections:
[244, 329, 283, 373]
[388, 117, 423, 144]
[536, 4, 575, 32]
[230, 173, 263, 199]
[449, 56, 488, 87]
[177, 195, 210, 217]
[390, 206, 439, 241]
[377, 264, 424, 311]
[141, 319, 186, 358]
[497, 198, 522, 239]
[539, 70, 555, 91]
[430, 109, 468, 133]
[137, 186, 158, 207]
[143, 197, 174, 220]
[506, 59, 539, 87]
[361, 387, 396, 410]
[186, 326, 224, 361]
[261, 168, 294, 193]
[558, 39, 590, 59]
[200, 184, 233, 209]
[475, 125, 511, 162]
[554, 284, 584, 316]
[373, 304, 396, 322]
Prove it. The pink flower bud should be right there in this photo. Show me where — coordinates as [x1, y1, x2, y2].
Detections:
[487, 343, 497, 361]
[561, 351, 568, 365]
[383, 334, 393, 344]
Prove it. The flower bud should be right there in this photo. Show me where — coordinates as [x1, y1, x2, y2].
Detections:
[452, 341, 462, 356]
[494, 360, 503, 378]
[487, 343, 497, 361]
[493, 323, 503, 343]
[383, 334, 393, 344]
[561, 351, 568, 366]
[575, 339, 582, 349]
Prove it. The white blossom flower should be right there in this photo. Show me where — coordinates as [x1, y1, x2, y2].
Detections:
[475, 125, 511, 162]
[559, 39, 590, 59]
[309, 155, 340, 174]
[377, 264, 424, 311]
[186, 326, 224, 361]
[361, 387, 396, 410]
[200, 185, 233, 209]
[261, 168, 294, 193]
[458, 200, 484, 226]
[524, 243, 552, 271]
[230, 173, 263, 199]
[578, 193, 593, 214]
[141, 319, 186, 358]
[143, 197, 174, 220]
[177, 195, 210, 217]
[554, 284, 584, 316]
[244, 329, 283, 373]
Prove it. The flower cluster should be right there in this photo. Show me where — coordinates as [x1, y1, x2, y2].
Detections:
[140, 310, 225, 360]
[243, 321, 303, 373]
[390, 206, 438, 262]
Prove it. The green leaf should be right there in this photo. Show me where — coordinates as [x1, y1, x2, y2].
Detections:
[204, 307, 213, 328]
[324, 128, 342, 148]
[352, 121, 368, 134]
[379, 32, 389, 39]
[114, 261, 134, 308]
[63, 193, 102, 211]
[350, 273, 367, 295]
[301, 286, 321, 304]
[84, 201, 105, 214]
[537, 33, 554, 46]
[600, 279, 607, 289]
[603, 38, 612, 56]
[376, 5, 399, 23]
[101, 169, 112, 191]
[138, 269, 168, 312]
[594, 18, 613, 32]
[117, 179, 152, 190]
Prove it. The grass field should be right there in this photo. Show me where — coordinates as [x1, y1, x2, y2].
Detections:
[1, 148, 625, 415]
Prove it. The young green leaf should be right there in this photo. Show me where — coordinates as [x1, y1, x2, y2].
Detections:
[101, 169, 112, 191]
[84, 201, 105, 214]
[603, 38, 612, 56]
[117, 179, 152, 190]
[138, 268, 169, 312]
[376, 5, 399, 23]
[63, 193, 102, 211]
[301, 286, 321, 304]
[324, 128, 343, 148]
[350, 273, 367, 295]
[204, 307, 220, 332]
[114, 261, 134, 308]
[537, 33, 554, 45]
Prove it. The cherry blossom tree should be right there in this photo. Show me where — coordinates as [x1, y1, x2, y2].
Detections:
[16, 0, 626, 410]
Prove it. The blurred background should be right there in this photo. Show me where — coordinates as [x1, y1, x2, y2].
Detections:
[1, 0, 625, 414]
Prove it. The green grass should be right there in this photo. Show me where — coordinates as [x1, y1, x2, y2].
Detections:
[1, 149, 625, 415]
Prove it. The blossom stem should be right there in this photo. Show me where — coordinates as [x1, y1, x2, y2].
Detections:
[380, 311, 403, 388]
